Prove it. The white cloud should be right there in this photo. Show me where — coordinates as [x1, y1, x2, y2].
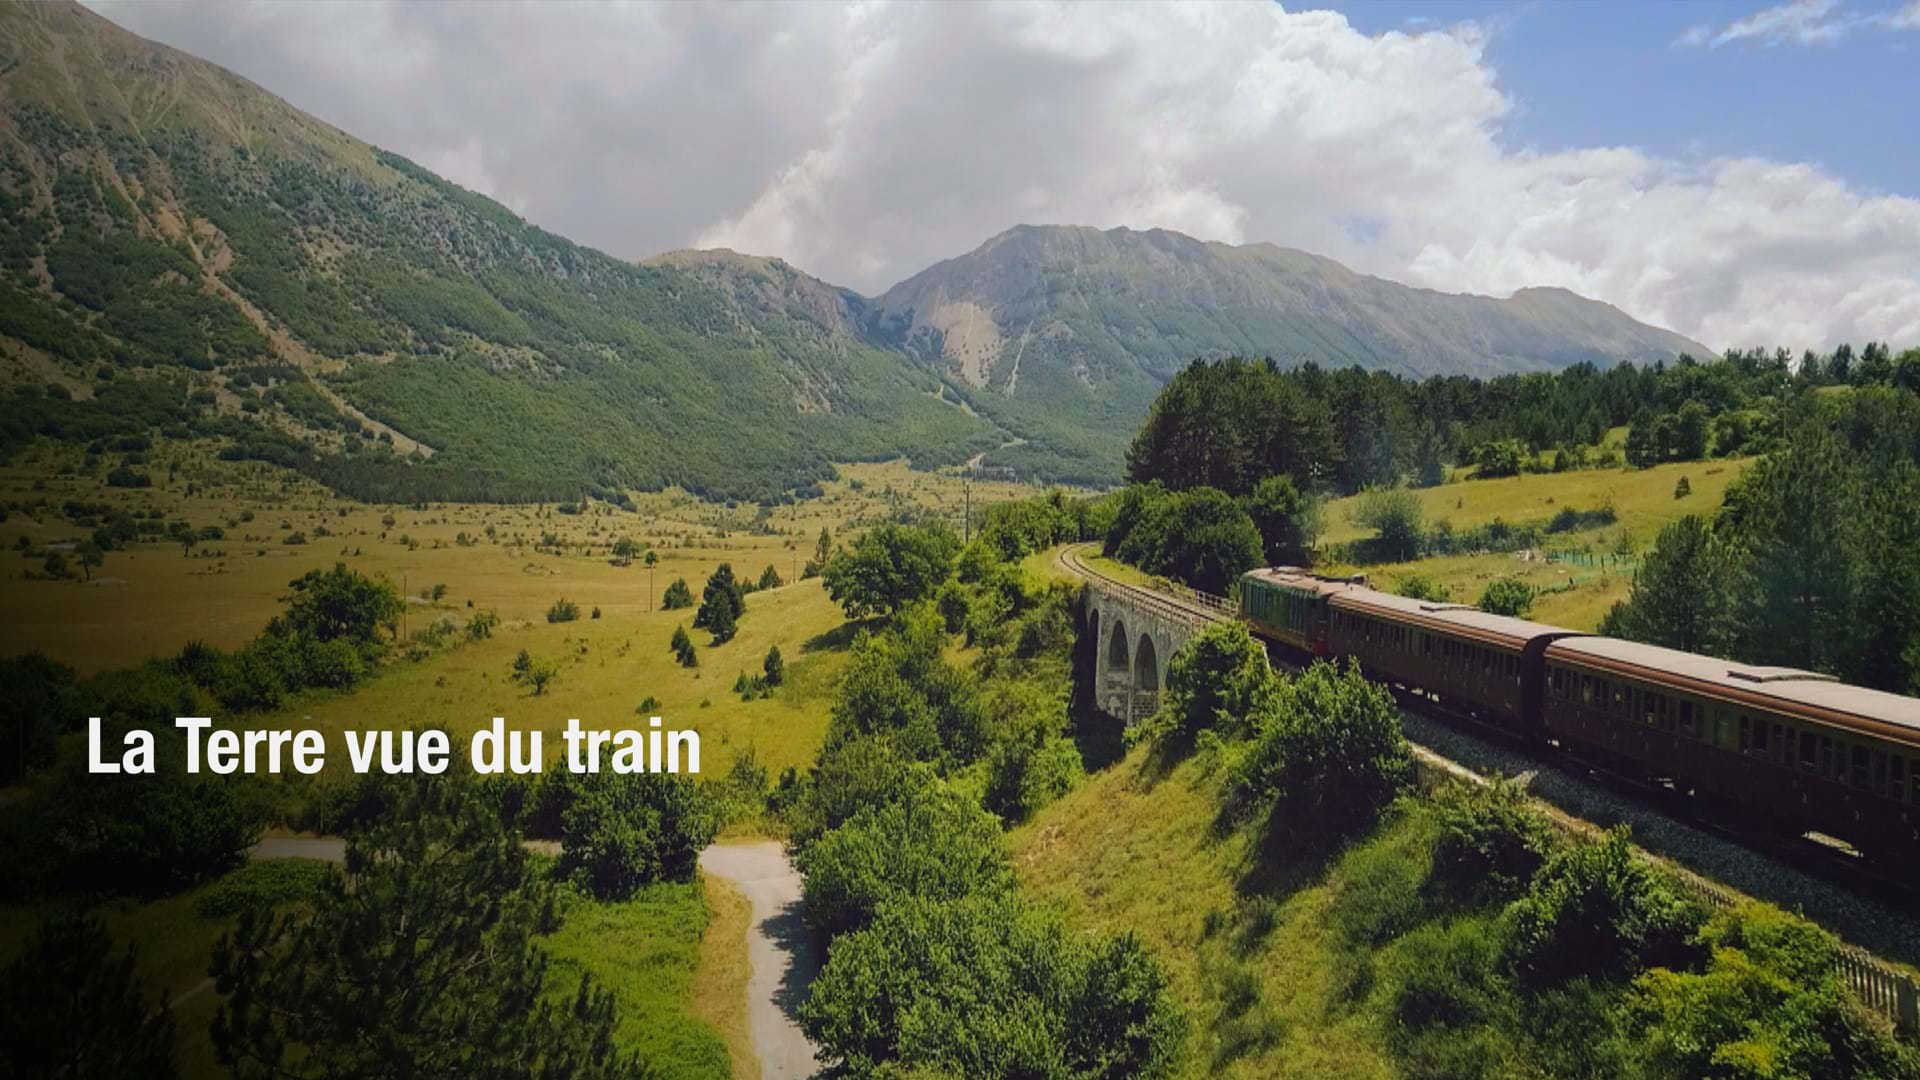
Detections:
[1676, 0, 1920, 47]
[1710, 0, 1852, 47]
[85, 1, 1920, 353]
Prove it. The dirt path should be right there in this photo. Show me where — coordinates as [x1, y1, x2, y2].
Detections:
[697, 842, 822, 1080]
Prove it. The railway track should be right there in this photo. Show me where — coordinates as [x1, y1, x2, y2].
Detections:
[1054, 542, 1920, 1003]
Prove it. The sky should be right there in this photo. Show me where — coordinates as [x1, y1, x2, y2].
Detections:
[85, 0, 1920, 353]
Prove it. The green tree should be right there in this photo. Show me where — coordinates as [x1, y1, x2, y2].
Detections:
[1351, 485, 1424, 561]
[1, 910, 177, 1079]
[757, 563, 783, 591]
[1227, 660, 1412, 839]
[209, 777, 650, 1080]
[660, 577, 693, 610]
[281, 563, 403, 648]
[75, 539, 104, 581]
[704, 591, 737, 644]
[557, 772, 716, 900]
[821, 523, 960, 619]
[1598, 515, 1736, 655]
[1146, 621, 1278, 747]
[1673, 400, 1710, 460]
[762, 645, 784, 687]
[1723, 426, 1856, 673]
[670, 625, 697, 668]
[1239, 474, 1318, 566]
[693, 563, 745, 634]
[795, 780, 1013, 939]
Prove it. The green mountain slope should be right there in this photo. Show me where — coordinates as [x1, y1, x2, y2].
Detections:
[0, 1, 996, 503]
[870, 225, 1713, 484]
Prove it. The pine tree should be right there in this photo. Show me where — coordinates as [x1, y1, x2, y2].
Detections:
[670, 625, 697, 668]
[209, 776, 648, 1080]
[763, 645, 785, 687]
[693, 564, 744, 633]
[1, 911, 177, 1079]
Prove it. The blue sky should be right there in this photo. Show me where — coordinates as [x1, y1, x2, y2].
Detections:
[1338, 0, 1919, 197]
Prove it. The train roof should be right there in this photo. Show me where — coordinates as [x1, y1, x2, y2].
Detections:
[1547, 637, 1920, 742]
[1329, 587, 1578, 648]
[1241, 567, 1366, 599]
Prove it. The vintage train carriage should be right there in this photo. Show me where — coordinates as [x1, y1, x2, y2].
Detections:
[1327, 589, 1579, 734]
[1543, 637, 1920, 859]
[1237, 568, 1357, 656]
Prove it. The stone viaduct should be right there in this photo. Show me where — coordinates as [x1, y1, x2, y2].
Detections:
[1082, 578, 1214, 726]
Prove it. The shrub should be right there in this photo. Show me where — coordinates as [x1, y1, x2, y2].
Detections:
[1227, 660, 1412, 839]
[799, 892, 1187, 1079]
[1673, 475, 1691, 499]
[545, 597, 580, 623]
[1427, 777, 1554, 907]
[193, 858, 334, 918]
[796, 781, 1012, 939]
[1393, 574, 1451, 603]
[465, 609, 499, 641]
[1476, 577, 1536, 618]
[1619, 903, 1919, 1079]
[1503, 826, 1705, 986]
[556, 772, 717, 899]
[1142, 621, 1277, 748]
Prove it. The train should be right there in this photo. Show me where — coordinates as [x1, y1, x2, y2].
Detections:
[1237, 566, 1920, 868]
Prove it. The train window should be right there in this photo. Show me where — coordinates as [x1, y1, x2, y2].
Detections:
[1892, 756, 1907, 802]
[1738, 716, 1750, 752]
[1800, 732, 1818, 770]
[1641, 691, 1659, 725]
[1678, 700, 1696, 738]
[1613, 683, 1629, 714]
[1872, 751, 1888, 796]
[1423, 634, 1433, 657]
[1820, 737, 1835, 778]
[1851, 745, 1869, 788]
[1752, 721, 1769, 758]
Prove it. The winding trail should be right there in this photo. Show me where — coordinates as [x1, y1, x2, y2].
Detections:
[697, 842, 822, 1079]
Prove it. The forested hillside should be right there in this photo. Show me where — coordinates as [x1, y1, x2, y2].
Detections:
[0, 1, 996, 504]
[873, 225, 1713, 484]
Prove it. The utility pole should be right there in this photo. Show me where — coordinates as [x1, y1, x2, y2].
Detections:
[963, 475, 971, 544]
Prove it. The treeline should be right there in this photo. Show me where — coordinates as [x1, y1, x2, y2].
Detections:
[774, 509, 1188, 1076]
[1128, 346, 1920, 498]
[1138, 622, 1918, 1078]
[1604, 385, 1920, 694]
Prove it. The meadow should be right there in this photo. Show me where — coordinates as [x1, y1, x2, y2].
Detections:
[0, 440, 1041, 1080]
[1317, 456, 1751, 630]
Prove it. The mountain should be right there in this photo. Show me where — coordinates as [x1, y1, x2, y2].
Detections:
[868, 224, 1713, 483]
[0, 3, 1710, 500]
[0, 1, 995, 503]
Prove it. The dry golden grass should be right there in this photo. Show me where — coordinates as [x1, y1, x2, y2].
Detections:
[691, 873, 758, 1080]
[0, 441, 1035, 674]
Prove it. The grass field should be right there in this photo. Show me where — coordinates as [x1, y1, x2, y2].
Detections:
[1317, 457, 1752, 630]
[0, 440, 1035, 674]
[1011, 744, 1405, 1079]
